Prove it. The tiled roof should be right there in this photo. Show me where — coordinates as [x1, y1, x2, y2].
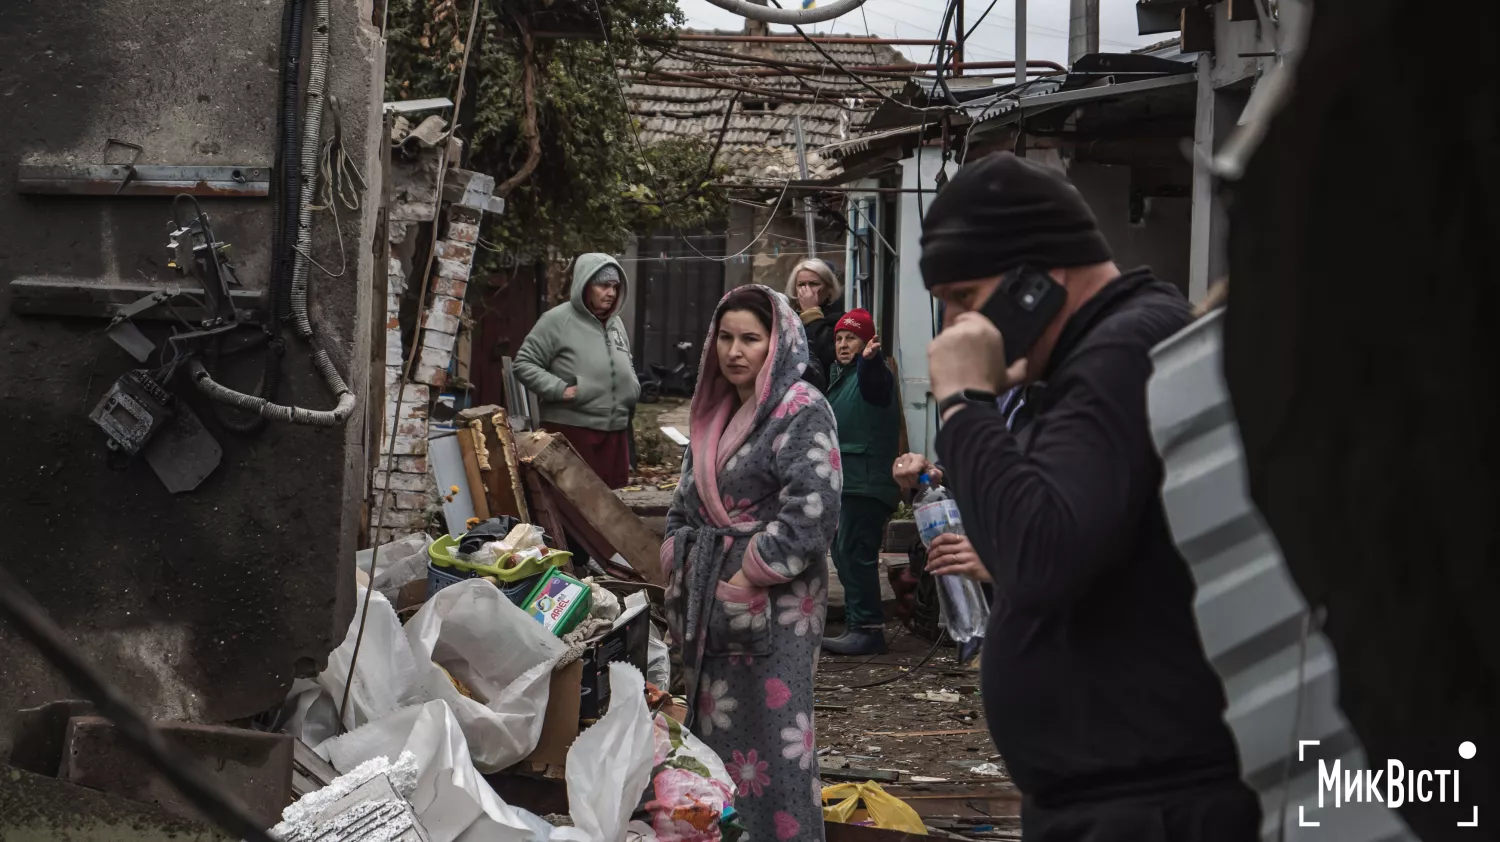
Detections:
[624, 30, 910, 182]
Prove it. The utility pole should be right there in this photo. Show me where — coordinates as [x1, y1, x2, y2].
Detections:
[1068, 0, 1099, 67]
[794, 116, 816, 258]
[954, 0, 965, 76]
[1015, 0, 1027, 84]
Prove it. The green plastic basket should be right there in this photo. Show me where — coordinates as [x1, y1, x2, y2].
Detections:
[427, 533, 571, 583]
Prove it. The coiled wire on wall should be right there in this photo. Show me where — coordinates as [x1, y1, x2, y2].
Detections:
[190, 0, 357, 428]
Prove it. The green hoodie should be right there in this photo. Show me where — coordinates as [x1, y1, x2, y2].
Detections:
[513, 253, 640, 432]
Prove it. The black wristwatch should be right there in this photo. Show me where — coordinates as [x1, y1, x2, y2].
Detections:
[936, 388, 998, 415]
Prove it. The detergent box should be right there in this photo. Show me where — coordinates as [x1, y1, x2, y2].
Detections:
[521, 569, 592, 637]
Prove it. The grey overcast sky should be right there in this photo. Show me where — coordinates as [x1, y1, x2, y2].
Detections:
[676, 0, 1161, 67]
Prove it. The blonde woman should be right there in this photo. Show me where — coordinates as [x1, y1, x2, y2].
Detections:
[784, 258, 845, 382]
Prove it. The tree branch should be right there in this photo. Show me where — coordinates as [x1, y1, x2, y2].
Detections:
[496, 27, 541, 198]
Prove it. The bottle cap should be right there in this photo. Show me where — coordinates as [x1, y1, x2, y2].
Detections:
[918, 472, 930, 484]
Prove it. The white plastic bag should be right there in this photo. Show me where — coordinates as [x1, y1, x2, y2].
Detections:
[318, 699, 557, 842]
[646, 626, 671, 690]
[355, 533, 433, 601]
[319, 664, 661, 842]
[284, 586, 422, 741]
[551, 663, 657, 842]
[402, 578, 568, 773]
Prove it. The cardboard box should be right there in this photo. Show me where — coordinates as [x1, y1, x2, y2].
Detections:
[524, 601, 651, 769]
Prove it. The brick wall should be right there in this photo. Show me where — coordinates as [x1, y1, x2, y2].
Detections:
[371, 162, 498, 544]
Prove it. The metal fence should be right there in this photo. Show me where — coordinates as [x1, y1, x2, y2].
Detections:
[1148, 309, 1417, 842]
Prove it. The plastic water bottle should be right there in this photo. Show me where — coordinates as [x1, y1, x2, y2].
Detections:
[914, 473, 989, 664]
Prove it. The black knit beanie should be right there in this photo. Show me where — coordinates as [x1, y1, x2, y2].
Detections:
[919, 152, 1113, 288]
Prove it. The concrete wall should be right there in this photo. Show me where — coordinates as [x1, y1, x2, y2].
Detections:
[1070, 163, 1193, 296]
[0, 0, 383, 744]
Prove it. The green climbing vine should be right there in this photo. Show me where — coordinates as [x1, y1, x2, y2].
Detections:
[385, 0, 728, 261]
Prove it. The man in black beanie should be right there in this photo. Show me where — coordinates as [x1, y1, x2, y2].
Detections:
[920, 153, 1260, 842]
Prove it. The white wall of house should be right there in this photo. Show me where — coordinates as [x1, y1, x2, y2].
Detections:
[893, 147, 956, 461]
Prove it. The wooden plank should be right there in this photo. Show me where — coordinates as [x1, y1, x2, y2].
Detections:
[457, 423, 491, 521]
[877, 782, 1022, 819]
[493, 411, 530, 520]
[1227, 0, 1260, 21]
[826, 824, 929, 842]
[459, 405, 528, 521]
[821, 766, 900, 784]
[517, 431, 666, 586]
[1180, 5, 1214, 54]
[864, 728, 986, 738]
[523, 467, 569, 553]
[292, 740, 338, 799]
[9, 279, 264, 321]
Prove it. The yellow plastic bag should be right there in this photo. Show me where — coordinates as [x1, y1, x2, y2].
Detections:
[821, 781, 928, 834]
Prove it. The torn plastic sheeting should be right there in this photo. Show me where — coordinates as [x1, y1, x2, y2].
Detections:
[285, 579, 565, 771]
[319, 699, 557, 842]
[287, 586, 422, 739]
[318, 663, 660, 842]
[357, 533, 434, 602]
[401, 579, 569, 773]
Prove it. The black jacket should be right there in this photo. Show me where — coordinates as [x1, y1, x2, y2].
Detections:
[935, 269, 1241, 806]
[802, 302, 846, 382]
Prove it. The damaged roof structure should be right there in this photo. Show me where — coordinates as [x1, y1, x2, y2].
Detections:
[623, 30, 912, 183]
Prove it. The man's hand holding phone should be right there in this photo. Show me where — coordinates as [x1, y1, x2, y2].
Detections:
[929, 313, 1027, 421]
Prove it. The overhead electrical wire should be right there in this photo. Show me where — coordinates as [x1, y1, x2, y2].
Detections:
[774, 6, 960, 116]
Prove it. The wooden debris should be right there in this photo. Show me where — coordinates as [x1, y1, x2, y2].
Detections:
[518, 431, 665, 586]
[864, 728, 986, 738]
[820, 766, 900, 784]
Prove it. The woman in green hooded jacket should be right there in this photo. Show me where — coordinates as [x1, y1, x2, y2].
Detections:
[513, 253, 641, 489]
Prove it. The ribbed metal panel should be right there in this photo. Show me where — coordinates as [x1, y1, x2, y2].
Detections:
[1147, 310, 1418, 842]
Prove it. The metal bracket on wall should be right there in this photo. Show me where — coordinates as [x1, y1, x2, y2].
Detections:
[9, 279, 264, 322]
[17, 165, 273, 197]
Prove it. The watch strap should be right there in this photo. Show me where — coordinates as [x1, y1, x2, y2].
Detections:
[936, 389, 998, 415]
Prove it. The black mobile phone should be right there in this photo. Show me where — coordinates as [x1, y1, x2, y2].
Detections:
[978, 266, 1066, 367]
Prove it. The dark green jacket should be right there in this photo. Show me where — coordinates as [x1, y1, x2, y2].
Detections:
[827, 349, 902, 509]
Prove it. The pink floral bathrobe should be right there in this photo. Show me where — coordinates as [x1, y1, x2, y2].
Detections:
[662, 285, 842, 842]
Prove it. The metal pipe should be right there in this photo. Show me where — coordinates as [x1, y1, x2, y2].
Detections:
[698, 0, 872, 26]
[632, 60, 1065, 80]
[649, 41, 918, 79]
[955, 0, 966, 75]
[650, 34, 960, 48]
[629, 69, 829, 103]
[1016, 0, 1028, 84]
[290, 0, 330, 339]
[715, 183, 944, 194]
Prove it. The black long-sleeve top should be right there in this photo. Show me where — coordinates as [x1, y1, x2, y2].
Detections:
[853, 347, 894, 406]
[935, 269, 1242, 806]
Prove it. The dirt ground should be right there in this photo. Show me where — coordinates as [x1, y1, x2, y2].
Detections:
[815, 622, 1008, 786]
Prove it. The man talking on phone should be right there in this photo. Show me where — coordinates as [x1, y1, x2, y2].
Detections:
[921, 153, 1258, 841]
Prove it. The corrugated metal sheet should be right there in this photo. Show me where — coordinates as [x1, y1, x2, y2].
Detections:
[1147, 310, 1419, 842]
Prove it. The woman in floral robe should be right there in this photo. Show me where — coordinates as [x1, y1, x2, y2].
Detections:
[661, 284, 842, 841]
